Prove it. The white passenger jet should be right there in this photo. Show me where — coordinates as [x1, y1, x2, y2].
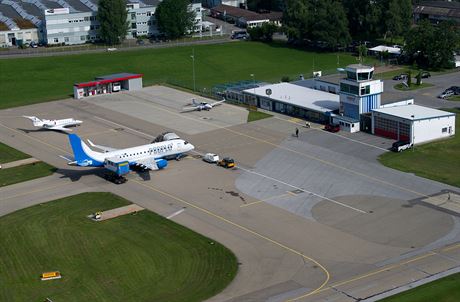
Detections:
[182, 98, 226, 112]
[23, 116, 82, 132]
[66, 133, 194, 171]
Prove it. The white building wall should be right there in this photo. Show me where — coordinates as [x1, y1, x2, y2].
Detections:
[414, 115, 456, 144]
[44, 2, 203, 45]
[0, 28, 39, 47]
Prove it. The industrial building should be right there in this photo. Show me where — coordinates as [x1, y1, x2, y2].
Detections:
[372, 105, 455, 144]
[0, 17, 38, 47]
[0, 0, 203, 46]
[73, 73, 143, 99]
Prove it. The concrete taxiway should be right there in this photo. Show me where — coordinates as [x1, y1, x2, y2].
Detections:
[1, 86, 459, 302]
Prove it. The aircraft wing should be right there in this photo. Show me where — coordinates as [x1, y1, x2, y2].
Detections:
[181, 106, 198, 113]
[210, 98, 226, 107]
[87, 139, 118, 152]
[49, 125, 73, 132]
[133, 157, 160, 170]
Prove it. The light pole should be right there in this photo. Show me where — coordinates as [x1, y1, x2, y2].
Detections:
[250, 73, 256, 106]
[191, 48, 196, 92]
[411, 114, 415, 151]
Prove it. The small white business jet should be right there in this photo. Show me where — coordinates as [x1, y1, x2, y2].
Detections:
[23, 116, 82, 132]
[182, 98, 226, 112]
[65, 133, 194, 171]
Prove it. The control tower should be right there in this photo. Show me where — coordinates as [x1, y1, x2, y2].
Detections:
[339, 64, 383, 120]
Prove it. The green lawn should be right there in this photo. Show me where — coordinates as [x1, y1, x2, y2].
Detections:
[448, 95, 460, 102]
[0, 41, 377, 109]
[379, 108, 460, 188]
[394, 82, 434, 91]
[247, 110, 273, 122]
[0, 141, 30, 164]
[0, 192, 238, 302]
[380, 273, 460, 302]
[0, 162, 56, 187]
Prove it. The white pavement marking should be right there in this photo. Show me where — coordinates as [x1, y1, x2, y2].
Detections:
[166, 208, 186, 219]
[237, 166, 368, 214]
[274, 116, 389, 152]
[191, 149, 366, 213]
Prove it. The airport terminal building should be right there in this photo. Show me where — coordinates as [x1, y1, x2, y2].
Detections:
[235, 64, 455, 144]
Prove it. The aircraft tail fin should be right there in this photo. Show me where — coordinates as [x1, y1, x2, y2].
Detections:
[68, 134, 101, 166]
[23, 116, 42, 126]
[192, 98, 198, 106]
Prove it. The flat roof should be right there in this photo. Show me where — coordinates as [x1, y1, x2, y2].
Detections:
[372, 104, 455, 121]
[96, 73, 142, 80]
[75, 73, 143, 88]
[243, 82, 339, 113]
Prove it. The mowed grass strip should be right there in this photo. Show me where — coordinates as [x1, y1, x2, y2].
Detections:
[380, 273, 460, 302]
[0, 192, 238, 302]
[0, 162, 56, 187]
[247, 110, 273, 122]
[0, 141, 30, 164]
[379, 108, 460, 188]
[0, 42, 376, 109]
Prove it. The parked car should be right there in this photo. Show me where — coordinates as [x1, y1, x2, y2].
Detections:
[231, 31, 248, 40]
[203, 153, 219, 163]
[438, 90, 454, 99]
[420, 71, 431, 78]
[447, 86, 460, 95]
[391, 141, 412, 152]
[324, 123, 340, 133]
[136, 39, 145, 45]
[29, 42, 38, 48]
[393, 73, 408, 81]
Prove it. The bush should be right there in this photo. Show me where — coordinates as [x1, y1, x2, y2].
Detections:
[281, 76, 291, 82]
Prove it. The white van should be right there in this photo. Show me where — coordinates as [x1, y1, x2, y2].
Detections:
[203, 153, 219, 163]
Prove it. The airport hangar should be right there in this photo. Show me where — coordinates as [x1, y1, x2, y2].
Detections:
[228, 64, 455, 145]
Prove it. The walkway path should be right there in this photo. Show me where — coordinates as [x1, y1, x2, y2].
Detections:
[1, 158, 41, 169]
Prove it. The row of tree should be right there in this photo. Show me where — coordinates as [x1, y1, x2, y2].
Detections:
[98, 0, 195, 45]
[283, 0, 413, 49]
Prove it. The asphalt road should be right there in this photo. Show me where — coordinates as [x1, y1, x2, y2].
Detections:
[1, 87, 459, 302]
[384, 71, 460, 109]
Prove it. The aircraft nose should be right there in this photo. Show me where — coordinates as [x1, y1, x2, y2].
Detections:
[187, 143, 195, 151]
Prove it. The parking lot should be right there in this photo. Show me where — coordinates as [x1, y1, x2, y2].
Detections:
[384, 71, 460, 109]
[1, 85, 460, 301]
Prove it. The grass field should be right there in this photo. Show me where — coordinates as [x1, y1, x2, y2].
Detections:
[0, 141, 30, 163]
[0, 41, 377, 109]
[379, 108, 460, 188]
[0, 162, 56, 187]
[394, 82, 434, 91]
[0, 192, 238, 302]
[247, 110, 273, 122]
[380, 273, 460, 302]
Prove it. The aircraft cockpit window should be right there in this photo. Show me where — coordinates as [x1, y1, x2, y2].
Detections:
[184, 141, 189, 145]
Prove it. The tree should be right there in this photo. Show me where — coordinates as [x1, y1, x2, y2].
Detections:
[405, 20, 459, 69]
[283, 0, 312, 43]
[310, 0, 351, 49]
[156, 0, 196, 39]
[248, 23, 278, 42]
[342, 0, 385, 40]
[97, 0, 129, 45]
[248, 0, 284, 11]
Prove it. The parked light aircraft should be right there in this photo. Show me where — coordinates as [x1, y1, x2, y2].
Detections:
[182, 98, 226, 112]
[23, 116, 82, 132]
[66, 133, 194, 171]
